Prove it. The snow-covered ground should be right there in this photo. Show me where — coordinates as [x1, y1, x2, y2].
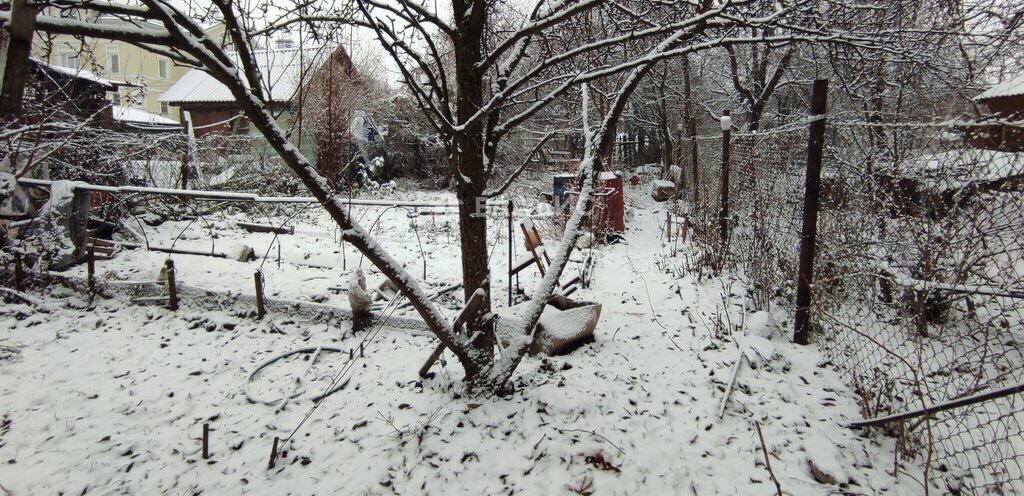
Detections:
[0, 185, 927, 494]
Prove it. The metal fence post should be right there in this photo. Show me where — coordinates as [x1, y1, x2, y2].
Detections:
[793, 79, 828, 345]
[689, 117, 699, 209]
[718, 110, 732, 250]
[507, 200, 513, 307]
[87, 246, 96, 296]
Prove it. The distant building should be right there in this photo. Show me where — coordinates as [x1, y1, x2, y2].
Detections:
[26, 58, 179, 133]
[31, 12, 211, 121]
[967, 74, 1024, 151]
[976, 74, 1024, 118]
[110, 105, 180, 133]
[26, 59, 117, 127]
[158, 43, 345, 139]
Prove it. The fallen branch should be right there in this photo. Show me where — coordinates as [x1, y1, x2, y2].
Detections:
[148, 246, 227, 258]
[0, 287, 53, 313]
[237, 221, 294, 235]
[557, 428, 626, 457]
[419, 288, 487, 378]
[718, 349, 745, 418]
[755, 422, 783, 496]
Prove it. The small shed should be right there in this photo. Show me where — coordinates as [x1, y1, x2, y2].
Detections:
[27, 59, 118, 128]
[159, 46, 346, 138]
[111, 105, 181, 134]
[968, 74, 1024, 151]
[975, 74, 1024, 117]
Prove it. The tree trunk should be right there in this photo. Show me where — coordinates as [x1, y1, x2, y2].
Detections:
[452, 0, 493, 389]
[0, 0, 37, 117]
[747, 103, 764, 132]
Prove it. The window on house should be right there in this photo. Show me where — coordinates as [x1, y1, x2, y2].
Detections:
[158, 58, 169, 79]
[107, 47, 120, 74]
[160, 101, 170, 115]
[58, 51, 78, 69]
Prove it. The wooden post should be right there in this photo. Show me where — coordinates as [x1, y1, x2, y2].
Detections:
[718, 110, 732, 249]
[180, 156, 190, 190]
[793, 80, 828, 345]
[165, 259, 178, 311]
[202, 423, 210, 459]
[688, 117, 699, 209]
[87, 245, 96, 296]
[268, 436, 279, 470]
[181, 112, 193, 190]
[665, 211, 672, 243]
[0, 0, 38, 116]
[254, 271, 266, 319]
[14, 254, 24, 291]
[507, 200, 513, 307]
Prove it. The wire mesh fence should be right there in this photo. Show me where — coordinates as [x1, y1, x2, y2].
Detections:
[683, 114, 1024, 494]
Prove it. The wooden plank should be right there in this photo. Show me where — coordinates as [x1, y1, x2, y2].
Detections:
[237, 222, 294, 235]
[149, 246, 227, 258]
[418, 290, 486, 378]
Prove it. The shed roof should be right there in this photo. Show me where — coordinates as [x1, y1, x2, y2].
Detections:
[159, 46, 334, 104]
[112, 105, 179, 127]
[30, 58, 118, 90]
[975, 74, 1024, 102]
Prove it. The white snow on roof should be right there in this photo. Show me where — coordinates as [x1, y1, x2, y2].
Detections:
[975, 74, 1024, 101]
[903, 148, 1024, 189]
[112, 105, 179, 126]
[31, 58, 116, 89]
[160, 47, 333, 104]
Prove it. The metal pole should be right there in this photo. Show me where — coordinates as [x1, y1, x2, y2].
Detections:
[268, 436, 279, 470]
[87, 245, 96, 296]
[507, 200, 513, 307]
[793, 79, 829, 345]
[689, 117, 699, 209]
[202, 423, 210, 459]
[718, 110, 731, 249]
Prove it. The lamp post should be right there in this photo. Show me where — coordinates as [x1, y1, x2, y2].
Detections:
[718, 110, 732, 249]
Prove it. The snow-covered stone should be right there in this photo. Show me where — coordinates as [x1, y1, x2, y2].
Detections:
[745, 311, 780, 339]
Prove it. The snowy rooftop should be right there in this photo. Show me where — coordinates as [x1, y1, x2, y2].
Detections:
[975, 74, 1024, 101]
[899, 148, 1024, 189]
[31, 58, 118, 90]
[112, 105, 179, 127]
[159, 46, 334, 104]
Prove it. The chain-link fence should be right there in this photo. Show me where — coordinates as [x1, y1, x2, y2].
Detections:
[683, 112, 1024, 494]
